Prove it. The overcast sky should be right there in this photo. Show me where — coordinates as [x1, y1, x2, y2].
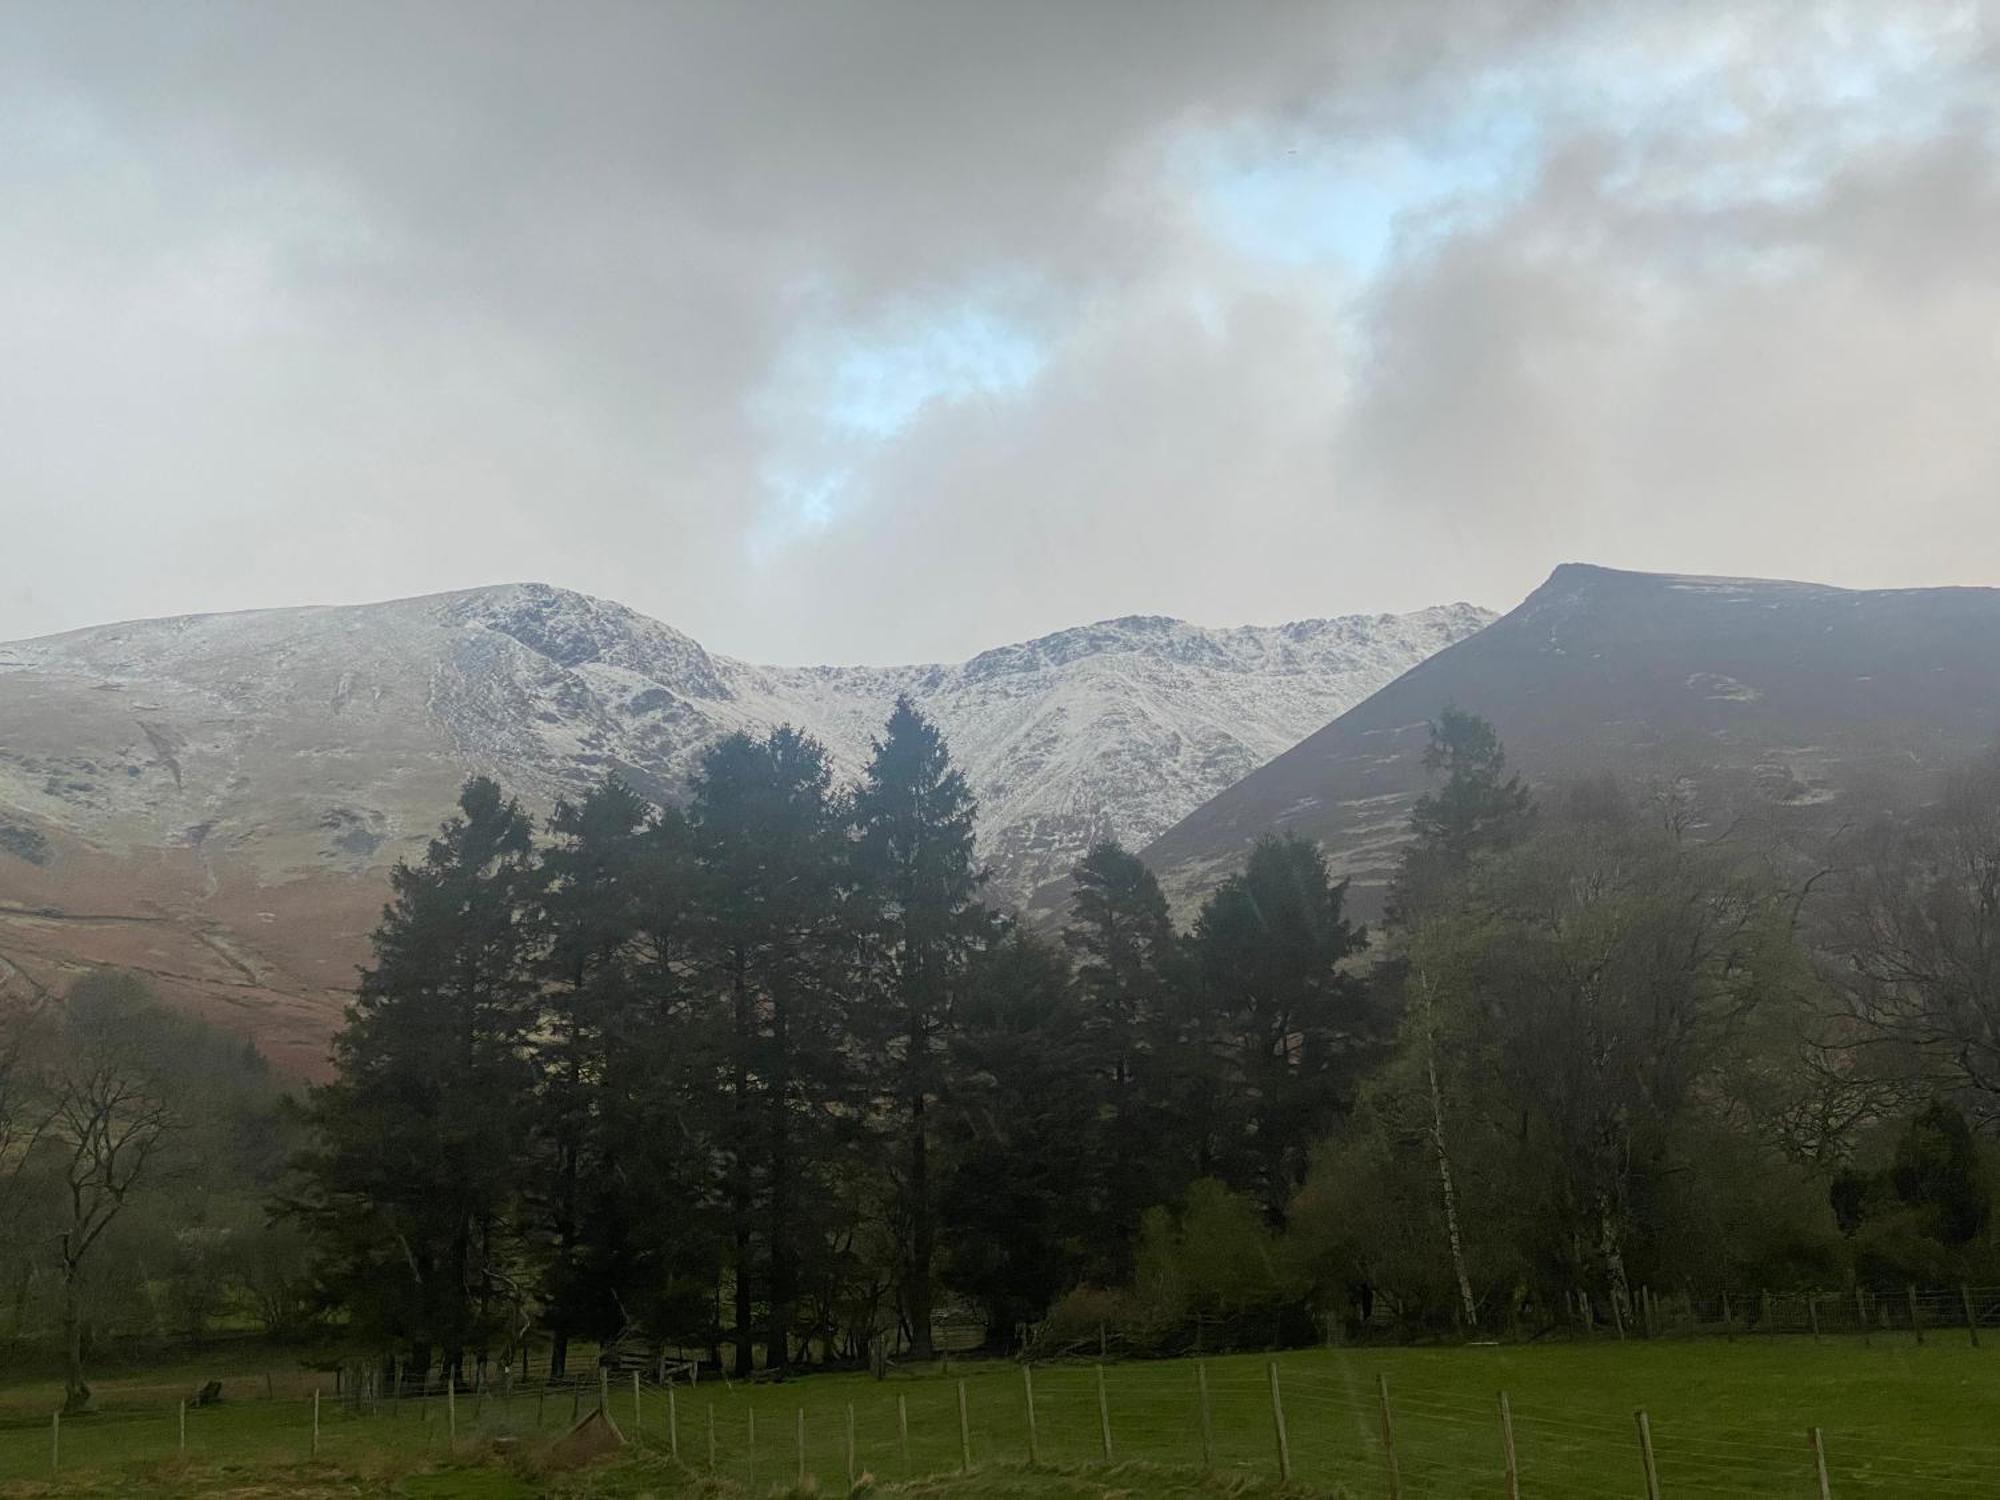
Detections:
[3, 3, 1996, 663]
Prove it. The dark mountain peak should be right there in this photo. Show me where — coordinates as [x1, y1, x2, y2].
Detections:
[1143, 565, 2000, 920]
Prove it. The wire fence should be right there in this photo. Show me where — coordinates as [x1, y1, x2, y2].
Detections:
[2, 1290, 1997, 1494]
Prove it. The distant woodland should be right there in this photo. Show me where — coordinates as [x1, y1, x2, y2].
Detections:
[5, 699, 1999, 1408]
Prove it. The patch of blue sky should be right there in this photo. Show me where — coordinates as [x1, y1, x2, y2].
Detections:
[749, 288, 1050, 551]
[1184, 106, 1543, 282]
[820, 302, 1046, 441]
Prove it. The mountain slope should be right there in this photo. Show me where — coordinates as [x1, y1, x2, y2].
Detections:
[0, 584, 1488, 1070]
[1142, 564, 2000, 918]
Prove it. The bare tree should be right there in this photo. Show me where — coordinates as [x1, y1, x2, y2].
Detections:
[1823, 752, 2000, 1125]
[39, 975, 186, 1412]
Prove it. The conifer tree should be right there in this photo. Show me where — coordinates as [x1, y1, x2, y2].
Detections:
[531, 777, 653, 1377]
[852, 697, 987, 1359]
[941, 928, 1090, 1349]
[1063, 841, 1184, 1280]
[689, 727, 857, 1375]
[295, 778, 540, 1386]
[1189, 834, 1369, 1224]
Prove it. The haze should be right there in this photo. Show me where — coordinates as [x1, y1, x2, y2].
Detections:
[3, 1, 1996, 663]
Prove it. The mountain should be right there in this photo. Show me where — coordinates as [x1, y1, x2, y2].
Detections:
[1143, 564, 2000, 919]
[0, 583, 1489, 1071]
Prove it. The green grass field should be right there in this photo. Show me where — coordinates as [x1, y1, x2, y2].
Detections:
[0, 1335, 1993, 1497]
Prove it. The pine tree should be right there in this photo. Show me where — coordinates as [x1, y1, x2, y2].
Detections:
[1063, 841, 1184, 1281]
[689, 727, 857, 1375]
[295, 778, 540, 1386]
[1389, 706, 1534, 924]
[1189, 834, 1370, 1225]
[941, 928, 1091, 1349]
[852, 697, 987, 1359]
[531, 777, 654, 1377]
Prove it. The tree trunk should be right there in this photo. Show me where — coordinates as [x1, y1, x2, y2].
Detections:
[767, 989, 794, 1377]
[1417, 969, 1479, 1333]
[906, 1073, 936, 1360]
[731, 952, 756, 1378]
[1427, 1035, 1479, 1333]
[60, 1259, 89, 1414]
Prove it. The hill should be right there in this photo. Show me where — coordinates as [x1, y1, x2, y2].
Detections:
[0, 584, 1486, 1071]
[1142, 564, 2000, 918]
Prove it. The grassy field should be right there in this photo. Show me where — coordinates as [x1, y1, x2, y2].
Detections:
[0, 1335, 1993, 1496]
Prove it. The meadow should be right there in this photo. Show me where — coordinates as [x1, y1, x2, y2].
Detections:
[0, 1332, 1992, 1497]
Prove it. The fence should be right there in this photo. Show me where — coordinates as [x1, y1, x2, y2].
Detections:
[4, 1293, 1999, 1494]
[1031, 1281, 2000, 1359]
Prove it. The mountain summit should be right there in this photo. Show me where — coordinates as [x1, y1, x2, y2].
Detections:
[0, 584, 1488, 1069]
[1142, 563, 2000, 917]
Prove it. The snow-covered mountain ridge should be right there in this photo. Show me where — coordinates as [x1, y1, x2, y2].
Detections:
[0, 583, 1490, 910]
[0, 584, 1487, 1069]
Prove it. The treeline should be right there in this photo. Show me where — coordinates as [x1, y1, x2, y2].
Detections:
[286, 701, 1374, 1383]
[284, 700, 2000, 1384]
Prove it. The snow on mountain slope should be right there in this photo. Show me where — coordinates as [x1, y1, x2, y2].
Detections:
[0, 584, 1488, 1068]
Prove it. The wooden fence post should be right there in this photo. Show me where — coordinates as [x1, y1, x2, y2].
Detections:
[1962, 1285, 1980, 1347]
[178, 1398, 187, 1455]
[796, 1406, 806, 1487]
[846, 1403, 857, 1488]
[707, 1404, 716, 1472]
[898, 1392, 910, 1471]
[598, 1366, 609, 1414]
[1499, 1392, 1520, 1500]
[1809, 1293, 1822, 1342]
[1908, 1284, 1924, 1344]
[50, 1410, 58, 1477]
[1723, 1290, 1734, 1342]
[313, 1389, 322, 1456]
[668, 1384, 678, 1459]
[1635, 1410, 1661, 1500]
[1809, 1426, 1833, 1499]
[1761, 1288, 1772, 1332]
[1379, 1372, 1402, 1500]
[1023, 1364, 1039, 1464]
[748, 1407, 757, 1489]
[1097, 1363, 1114, 1462]
[1856, 1287, 1869, 1347]
[632, 1370, 642, 1435]
[958, 1378, 972, 1473]
[1268, 1362, 1292, 1482]
[1197, 1361, 1216, 1472]
[446, 1380, 455, 1448]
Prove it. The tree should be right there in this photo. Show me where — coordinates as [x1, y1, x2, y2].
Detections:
[292, 777, 541, 1386]
[941, 929, 1091, 1349]
[1063, 841, 1185, 1280]
[1823, 751, 2000, 1127]
[40, 974, 191, 1410]
[1385, 708, 1535, 1330]
[530, 777, 660, 1377]
[1389, 705, 1534, 925]
[1188, 834, 1371, 1224]
[689, 727, 858, 1375]
[852, 697, 987, 1359]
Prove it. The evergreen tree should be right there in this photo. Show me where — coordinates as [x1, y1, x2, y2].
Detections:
[852, 697, 987, 1359]
[1389, 706, 1534, 925]
[294, 778, 540, 1385]
[689, 727, 857, 1375]
[1063, 841, 1185, 1280]
[530, 777, 656, 1377]
[941, 928, 1091, 1349]
[1189, 834, 1370, 1224]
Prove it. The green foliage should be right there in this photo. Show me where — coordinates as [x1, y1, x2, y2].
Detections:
[1187, 835, 1372, 1224]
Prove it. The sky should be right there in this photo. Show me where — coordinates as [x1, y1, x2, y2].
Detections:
[2, 2, 1996, 665]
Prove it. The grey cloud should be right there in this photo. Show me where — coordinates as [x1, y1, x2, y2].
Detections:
[1, 2, 1995, 661]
